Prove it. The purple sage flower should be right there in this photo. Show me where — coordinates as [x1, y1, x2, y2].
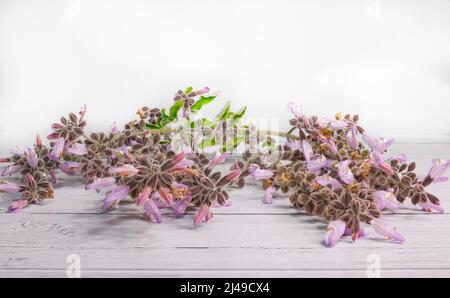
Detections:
[249, 164, 274, 180]
[374, 190, 399, 210]
[264, 186, 275, 204]
[193, 204, 211, 226]
[315, 175, 342, 190]
[0, 181, 21, 193]
[428, 158, 450, 180]
[330, 120, 347, 130]
[372, 219, 405, 244]
[50, 138, 65, 161]
[143, 198, 162, 223]
[59, 161, 82, 175]
[9, 145, 25, 157]
[347, 126, 358, 150]
[337, 160, 355, 184]
[108, 164, 138, 177]
[85, 177, 116, 192]
[324, 220, 346, 247]
[302, 140, 313, 162]
[307, 155, 330, 173]
[208, 152, 231, 170]
[136, 187, 152, 207]
[8, 199, 29, 213]
[370, 151, 394, 176]
[67, 144, 88, 156]
[419, 201, 444, 214]
[287, 102, 303, 119]
[363, 133, 395, 153]
[25, 148, 38, 169]
[102, 185, 130, 210]
[1, 165, 21, 176]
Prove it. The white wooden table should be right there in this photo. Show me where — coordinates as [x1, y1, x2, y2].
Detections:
[1, 144, 450, 278]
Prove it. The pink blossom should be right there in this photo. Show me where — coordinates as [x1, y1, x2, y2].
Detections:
[108, 165, 138, 177]
[428, 158, 450, 180]
[324, 220, 346, 247]
[249, 164, 273, 180]
[301, 140, 313, 162]
[193, 204, 211, 226]
[287, 102, 303, 119]
[315, 175, 342, 190]
[85, 177, 116, 192]
[347, 126, 358, 150]
[158, 187, 174, 207]
[143, 198, 162, 223]
[59, 161, 81, 175]
[207, 152, 231, 170]
[8, 199, 29, 213]
[337, 160, 355, 184]
[307, 155, 330, 173]
[136, 187, 152, 207]
[264, 186, 275, 204]
[372, 219, 405, 244]
[1, 165, 21, 176]
[9, 145, 25, 157]
[373, 190, 399, 210]
[67, 144, 88, 156]
[50, 138, 65, 161]
[0, 182, 21, 193]
[25, 148, 38, 169]
[419, 201, 445, 214]
[102, 185, 129, 210]
[370, 151, 395, 176]
[330, 120, 348, 130]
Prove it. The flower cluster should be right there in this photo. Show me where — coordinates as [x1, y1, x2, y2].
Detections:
[232, 103, 449, 247]
[1, 88, 449, 246]
[0, 87, 243, 226]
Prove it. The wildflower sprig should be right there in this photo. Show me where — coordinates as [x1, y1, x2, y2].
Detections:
[1, 87, 449, 247]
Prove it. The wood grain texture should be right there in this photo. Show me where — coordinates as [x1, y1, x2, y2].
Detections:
[1, 144, 449, 277]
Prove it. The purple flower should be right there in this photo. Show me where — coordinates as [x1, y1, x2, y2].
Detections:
[59, 161, 82, 175]
[264, 186, 275, 204]
[249, 164, 274, 180]
[324, 220, 346, 247]
[193, 204, 211, 226]
[143, 198, 162, 223]
[419, 201, 445, 214]
[387, 154, 407, 163]
[302, 140, 313, 162]
[172, 159, 195, 171]
[85, 177, 116, 192]
[50, 170, 58, 185]
[307, 155, 330, 173]
[189, 86, 210, 97]
[330, 120, 347, 130]
[337, 160, 355, 184]
[428, 158, 450, 180]
[108, 164, 138, 177]
[1, 165, 21, 176]
[67, 144, 88, 156]
[372, 219, 405, 244]
[173, 195, 193, 217]
[25, 148, 38, 169]
[136, 187, 152, 207]
[374, 190, 399, 210]
[115, 145, 132, 159]
[9, 145, 25, 157]
[370, 151, 395, 176]
[362, 133, 395, 153]
[347, 126, 358, 150]
[111, 121, 118, 133]
[0, 181, 21, 193]
[158, 186, 174, 207]
[287, 102, 303, 119]
[207, 152, 231, 170]
[285, 140, 302, 150]
[8, 199, 29, 213]
[102, 185, 129, 210]
[344, 227, 367, 238]
[315, 175, 342, 190]
[50, 138, 65, 161]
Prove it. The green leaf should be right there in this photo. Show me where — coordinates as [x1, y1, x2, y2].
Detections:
[169, 100, 183, 120]
[185, 86, 193, 94]
[200, 137, 216, 149]
[146, 123, 162, 130]
[191, 95, 217, 112]
[231, 106, 247, 125]
[216, 101, 231, 120]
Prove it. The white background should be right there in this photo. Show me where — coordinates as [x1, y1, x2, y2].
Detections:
[1, 0, 450, 151]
